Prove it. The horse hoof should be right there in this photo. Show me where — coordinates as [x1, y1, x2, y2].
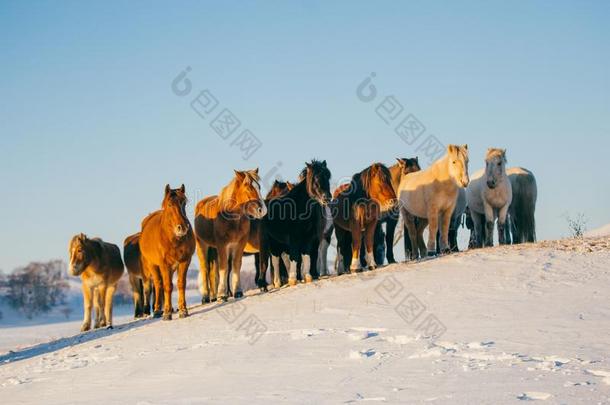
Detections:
[304, 275, 313, 283]
[234, 291, 244, 299]
[273, 282, 282, 289]
[259, 286, 268, 293]
[211, 297, 218, 302]
[288, 279, 297, 287]
[427, 252, 437, 258]
[387, 259, 397, 264]
[153, 311, 163, 319]
[80, 323, 91, 332]
[202, 296, 210, 304]
[162, 312, 172, 321]
[218, 295, 228, 302]
[179, 310, 189, 319]
[106, 325, 114, 330]
[367, 265, 376, 271]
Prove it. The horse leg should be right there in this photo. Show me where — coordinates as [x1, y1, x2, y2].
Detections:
[104, 284, 116, 329]
[498, 204, 509, 245]
[177, 261, 189, 318]
[92, 287, 101, 329]
[271, 254, 282, 288]
[129, 273, 143, 319]
[426, 207, 440, 256]
[301, 253, 312, 283]
[439, 208, 452, 254]
[470, 212, 484, 248]
[81, 283, 93, 332]
[385, 217, 397, 264]
[150, 266, 164, 318]
[217, 246, 230, 301]
[96, 285, 107, 328]
[142, 277, 152, 316]
[483, 203, 495, 247]
[159, 266, 173, 320]
[196, 241, 211, 304]
[350, 226, 363, 272]
[288, 246, 300, 286]
[317, 238, 330, 277]
[417, 218, 428, 258]
[403, 210, 419, 260]
[231, 249, 244, 298]
[364, 222, 377, 270]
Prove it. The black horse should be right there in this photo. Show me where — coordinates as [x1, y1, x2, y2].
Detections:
[259, 160, 331, 287]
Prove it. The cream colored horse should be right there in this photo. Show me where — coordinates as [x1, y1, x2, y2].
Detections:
[466, 148, 512, 247]
[398, 144, 470, 256]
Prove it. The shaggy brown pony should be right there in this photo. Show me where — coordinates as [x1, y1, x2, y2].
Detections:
[123, 232, 155, 318]
[69, 234, 124, 331]
[139, 184, 195, 320]
[333, 163, 397, 273]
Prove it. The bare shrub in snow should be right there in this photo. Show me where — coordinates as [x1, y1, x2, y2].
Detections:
[564, 213, 588, 238]
[4, 260, 69, 319]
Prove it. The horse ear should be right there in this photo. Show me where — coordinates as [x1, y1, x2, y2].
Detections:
[165, 184, 171, 195]
[396, 158, 406, 167]
[253, 168, 259, 175]
[463, 144, 468, 150]
[448, 145, 457, 154]
[415, 156, 419, 163]
[234, 170, 245, 180]
[322, 160, 327, 167]
[180, 184, 185, 193]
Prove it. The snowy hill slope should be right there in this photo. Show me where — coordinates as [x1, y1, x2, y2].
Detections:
[1, 237, 610, 404]
[586, 222, 610, 238]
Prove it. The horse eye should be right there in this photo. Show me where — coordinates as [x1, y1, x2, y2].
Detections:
[452, 161, 456, 164]
[497, 162, 502, 166]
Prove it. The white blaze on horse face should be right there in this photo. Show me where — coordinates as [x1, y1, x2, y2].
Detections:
[253, 180, 267, 218]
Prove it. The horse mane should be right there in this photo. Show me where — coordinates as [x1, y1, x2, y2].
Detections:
[350, 163, 391, 201]
[485, 148, 507, 162]
[218, 169, 261, 211]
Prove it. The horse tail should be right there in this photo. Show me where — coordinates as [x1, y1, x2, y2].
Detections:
[513, 170, 537, 243]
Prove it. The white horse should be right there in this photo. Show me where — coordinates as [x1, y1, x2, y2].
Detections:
[398, 144, 470, 256]
[466, 148, 512, 247]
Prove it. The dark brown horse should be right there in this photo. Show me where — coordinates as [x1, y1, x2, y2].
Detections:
[332, 163, 397, 273]
[139, 184, 195, 320]
[194, 169, 266, 302]
[123, 232, 155, 318]
[260, 160, 332, 287]
[251, 180, 294, 290]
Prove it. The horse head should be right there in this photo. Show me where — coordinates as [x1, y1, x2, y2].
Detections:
[266, 180, 294, 200]
[361, 163, 397, 212]
[397, 157, 421, 175]
[447, 144, 470, 188]
[301, 159, 331, 206]
[484, 148, 508, 189]
[162, 184, 191, 239]
[231, 168, 267, 219]
[68, 233, 95, 276]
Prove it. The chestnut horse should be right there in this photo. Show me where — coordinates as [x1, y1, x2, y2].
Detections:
[140, 184, 195, 320]
[333, 163, 397, 273]
[194, 169, 266, 302]
[69, 234, 124, 331]
[261, 160, 331, 287]
[123, 232, 154, 318]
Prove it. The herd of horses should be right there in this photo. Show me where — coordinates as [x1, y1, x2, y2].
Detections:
[68, 145, 537, 331]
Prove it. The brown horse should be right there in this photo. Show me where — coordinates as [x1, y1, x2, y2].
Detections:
[69, 234, 124, 331]
[194, 169, 266, 302]
[333, 163, 397, 273]
[123, 232, 155, 318]
[139, 184, 195, 320]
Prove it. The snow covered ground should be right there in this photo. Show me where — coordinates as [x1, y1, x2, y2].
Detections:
[2, 237, 610, 404]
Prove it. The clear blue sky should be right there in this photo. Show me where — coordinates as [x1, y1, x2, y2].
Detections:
[1, 1, 609, 271]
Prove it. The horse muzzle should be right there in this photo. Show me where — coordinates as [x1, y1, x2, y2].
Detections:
[486, 180, 497, 189]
